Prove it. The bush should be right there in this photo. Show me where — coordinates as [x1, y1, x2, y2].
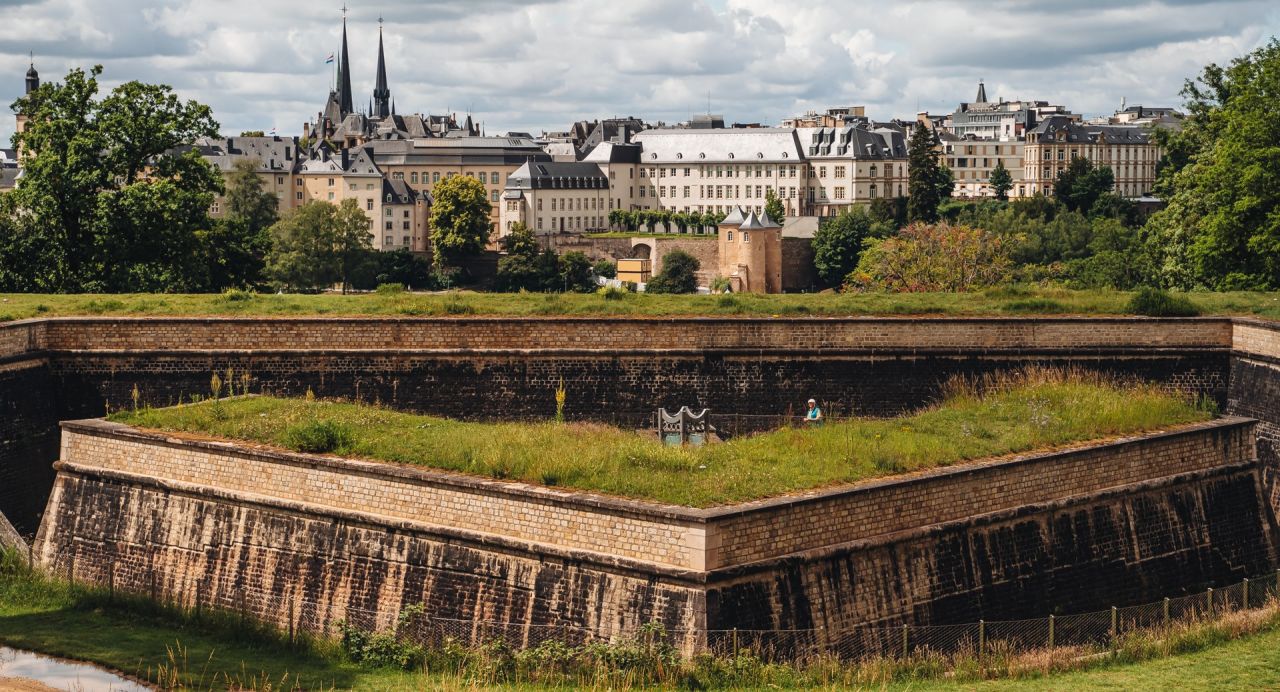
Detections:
[599, 285, 628, 301]
[645, 250, 700, 294]
[1126, 287, 1201, 317]
[846, 222, 1014, 292]
[592, 258, 617, 279]
[375, 283, 405, 295]
[221, 288, 255, 302]
[281, 419, 354, 454]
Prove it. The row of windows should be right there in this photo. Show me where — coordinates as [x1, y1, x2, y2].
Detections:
[535, 216, 605, 231]
[638, 164, 803, 179]
[536, 196, 602, 211]
[1037, 146, 1154, 162]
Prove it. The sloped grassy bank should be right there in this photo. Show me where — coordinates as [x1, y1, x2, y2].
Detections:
[109, 370, 1211, 508]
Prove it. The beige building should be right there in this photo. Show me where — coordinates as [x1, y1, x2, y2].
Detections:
[940, 136, 1028, 198]
[295, 145, 429, 252]
[1024, 116, 1160, 199]
[628, 128, 809, 218]
[797, 125, 910, 216]
[499, 161, 611, 236]
[193, 136, 302, 218]
[717, 207, 782, 293]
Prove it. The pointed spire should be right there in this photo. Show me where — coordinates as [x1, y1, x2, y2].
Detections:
[337, 8, 353, 116]
[976, 80, 987, 104]
[372, 17, 391, 119]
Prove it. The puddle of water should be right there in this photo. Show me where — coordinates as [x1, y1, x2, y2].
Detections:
[0, 646, 150, 691]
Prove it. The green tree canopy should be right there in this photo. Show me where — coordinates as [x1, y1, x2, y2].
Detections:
[1144, 39, 1280, 289]
[989, 160, 1013, 201]
[907, 123, 942, 223]
[645, 249, 700, 294]
[764, 188, 785, 225]
[812, 207, 874, 288]
[265, 199, 372, 292]
[3, 66, 221, 292]
[430, 175, 491, 270]
[1054, 156, 1115, 214]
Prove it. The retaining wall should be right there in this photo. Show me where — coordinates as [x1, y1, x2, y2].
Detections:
[35, 416, 1273, 646]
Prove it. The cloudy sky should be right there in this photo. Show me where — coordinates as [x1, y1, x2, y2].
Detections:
[0, 0, 1275, 142]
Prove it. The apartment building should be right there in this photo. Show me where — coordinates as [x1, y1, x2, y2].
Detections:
[500, 162, 611, 234]
[798, 125, 910, 216]
[1023, 116, 1160, 198]
[940, 135, 1027, 198]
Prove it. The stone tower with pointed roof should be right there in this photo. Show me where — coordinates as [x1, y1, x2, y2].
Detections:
[337, 15, 354, 116]
[373, 20, 391, 119]
[717, 206, 782, 293]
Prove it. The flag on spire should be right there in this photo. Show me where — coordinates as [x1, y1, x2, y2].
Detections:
[325, 53, 335, 64]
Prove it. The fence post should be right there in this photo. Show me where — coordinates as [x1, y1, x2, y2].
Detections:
[1207, 587, 1214, 614]
[732, 627, 738, 653]
[1110, 606, 1118, 650]
[902, 624, 909, 659]
[1048, 614, 1055, 649]
[978, 619, 985, 659]
[1163, 597, 1170, 625]
[1244, 578, 1250, 610]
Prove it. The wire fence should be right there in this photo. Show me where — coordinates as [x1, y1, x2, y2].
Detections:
[44, 546, 1280, 665]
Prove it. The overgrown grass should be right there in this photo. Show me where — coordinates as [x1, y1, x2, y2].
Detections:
[109, 369, 1209, 507]
[1, 288, 1280, 322]
[5, 549, 1280, 691]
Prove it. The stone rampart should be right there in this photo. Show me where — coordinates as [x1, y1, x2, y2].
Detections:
[35, 415, 1272, 646]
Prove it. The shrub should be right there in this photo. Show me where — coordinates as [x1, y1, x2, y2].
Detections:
[599, 285, 628, 301]
[375, 283, 405, 295]
[645, 250, 700, 294]
[592, 258, 617, 279]
[281, 419, 354, 454]
[221, 288, 255, 302]
[1126, 287, 1201, 317]
[846, 222, 1014, 292]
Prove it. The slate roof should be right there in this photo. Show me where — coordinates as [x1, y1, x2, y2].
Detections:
[369, 137, 549, 167]
[381, 178, 428, 205]
[192, 136, 300, 173]
[582, 141, 642, 164]
[506, 161, 609, 190]
[797, 125, 907, 159]
[1031, 116, 1152, 144]
[632, 128, 803, 164]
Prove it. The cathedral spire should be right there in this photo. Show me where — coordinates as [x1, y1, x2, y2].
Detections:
[337, 7, 354, 116]
[975, 79, 987, 104]
[372, 17, 391, 119]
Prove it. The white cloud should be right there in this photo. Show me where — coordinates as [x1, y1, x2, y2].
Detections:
[0, 0, 1273, 144]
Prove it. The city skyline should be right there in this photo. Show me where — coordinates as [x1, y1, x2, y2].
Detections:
[0, 0, 1275, 143]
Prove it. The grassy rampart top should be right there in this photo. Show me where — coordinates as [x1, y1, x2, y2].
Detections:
[0, 287, 1278, 321]
[108, 372, 1210, 507]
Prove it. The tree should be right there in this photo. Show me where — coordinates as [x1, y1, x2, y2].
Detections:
[1144, 39, 1280, 289]
[812, 207, 874, 288]
[1054, 156, 1114, 214]
[265, 202, 341, 291]
[934, 164, 955, 201]
[496, 222, 551, 291]
[989, 160, 1013, 201]
[225, 159, 278, 235]
[430, 174, 491, 269]
[645, 249, 700, 294]
[4, 66, 221, 292]
[907, 123, 942, 223]
[592, 258, 617, 279]
[765, 188, 785, 225]
[239, 130, 265, 137]
[333, 198, 374, 293]
[558, 251, 595, 292]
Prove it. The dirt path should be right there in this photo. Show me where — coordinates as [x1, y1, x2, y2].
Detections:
[0, 677, 58, 692]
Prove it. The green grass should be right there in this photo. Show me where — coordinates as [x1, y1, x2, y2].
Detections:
[1, 287, 1280, 322]
[6, 558, 1280, 691]
[109, 370, 1209, 507]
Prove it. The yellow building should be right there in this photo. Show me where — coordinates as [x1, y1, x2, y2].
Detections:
[1023, 116, 1160, 199]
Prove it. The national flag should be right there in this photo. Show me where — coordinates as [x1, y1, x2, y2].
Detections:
[269, 127, 277, 136]
[325, 53, 335, 64]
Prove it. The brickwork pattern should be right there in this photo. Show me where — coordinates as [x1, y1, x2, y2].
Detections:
[703, 419, 1255, 568]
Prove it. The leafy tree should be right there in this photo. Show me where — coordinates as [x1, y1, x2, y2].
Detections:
[934, 164, 955, 201]
[430, 174, 491, 269]
[592, 258, 617, 279]
[225, 158, 278, 235]
[1144, 39, 1280, 289]
[333, 199, 374, 293]
[645, 249, 700, 294]
[4, 66, 220, 292]
[812, 207, 874, 288]
[239, 130, 265, 137]
[266, 202, 341, 291]
[764, 188, 785, 225]
[558, 251, 595, 292]
[907, 123, 942, 223]
[989, 160, 1013, 201]
[1053, 156, 1114, 214]
[496, 222, 550, 291]
[349, 248, 432, 291]
[868, 196, 907, 232]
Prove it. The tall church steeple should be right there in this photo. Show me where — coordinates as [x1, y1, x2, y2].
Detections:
[372, 18, 391, 119]
[336, 8, 354, 116]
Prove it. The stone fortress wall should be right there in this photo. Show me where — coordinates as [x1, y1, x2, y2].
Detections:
[1, 314, 1279, 650]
